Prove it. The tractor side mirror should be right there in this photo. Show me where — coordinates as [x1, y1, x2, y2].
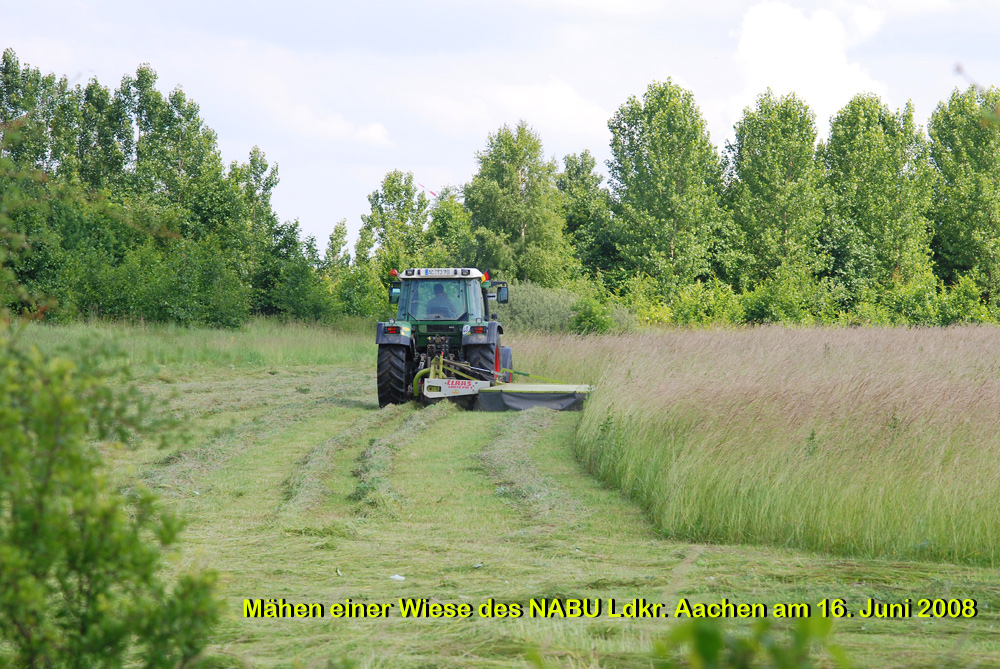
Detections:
[497, 285, 508, 303]
[388, 281, 401, 304]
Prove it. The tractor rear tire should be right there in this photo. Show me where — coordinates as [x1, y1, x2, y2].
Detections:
[377, 345, 409, 407]
[466, 344, 498, 383]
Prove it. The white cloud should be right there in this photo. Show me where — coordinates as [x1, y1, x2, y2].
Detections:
[412, 77, 609, 142]
[284, 103, 392, 146]
[506, 0, 665, 16]
[874, 0, 952, 15]
[730, 2, 889, 133]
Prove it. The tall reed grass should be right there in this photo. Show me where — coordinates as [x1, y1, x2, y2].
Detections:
[518, 326, 1000, 565]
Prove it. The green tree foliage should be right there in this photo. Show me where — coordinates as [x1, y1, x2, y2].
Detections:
[651, 617, 849, 669]
[929, 85, 1000, 302]
[229, 145, 281, 284]
[571, 293, 616, 334]
[320, 218, 352, 313]
[359, 169, 430, 273]
[607, 79, 729, 291]
[328, 170, 433, 320]
[464, 121, 574, 285]
[77, 79, 132, 191]
[724, 91, 824, 291]
[6, 43, 1000, 329]
[0, 49, 326, 325]
[557, 150, 614, 276]
[0, 339, 220, 667]
[819, 94, 935, 304]
[426, 186, 475, 267]
[0, 152, 219, 668]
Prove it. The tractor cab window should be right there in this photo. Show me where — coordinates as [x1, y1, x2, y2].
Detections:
[466, 278, 485, 321]
[399, 279, 469, 321]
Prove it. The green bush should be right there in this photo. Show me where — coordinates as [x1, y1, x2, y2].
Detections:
[271, 254, 336, 322]
[652, 617, 849, 669]
[615, 273, 672, 325]
[938, 275, 992, 325]
[609, 302, 639, 332]
[335, 262, 395, 320]
[669, 278, 744, 325]
[741, 264, 832, 325]
[495, 281, 576, 332]
[0, 331, 220, 667]
[59, 240, 250, 327]
[571, 293, 616, 334]
[878, 271, 940, 325]
[839, 271, 990, 327]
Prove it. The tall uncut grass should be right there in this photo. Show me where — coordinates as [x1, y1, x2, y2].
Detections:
[21, 317, 373, 369]
[519, 326, 1000, 565]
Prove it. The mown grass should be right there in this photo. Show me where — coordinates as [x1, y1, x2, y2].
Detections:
[514, 326, 1000, 566]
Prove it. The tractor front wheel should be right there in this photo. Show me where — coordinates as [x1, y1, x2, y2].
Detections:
[377, 345, 410, 407]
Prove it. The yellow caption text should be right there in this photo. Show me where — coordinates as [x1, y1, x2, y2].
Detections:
[243, 597, 978, 620]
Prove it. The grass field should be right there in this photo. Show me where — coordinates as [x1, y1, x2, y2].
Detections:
[22, 320, 1000, 667]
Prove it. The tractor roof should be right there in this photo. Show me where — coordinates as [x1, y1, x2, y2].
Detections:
[401, 268, 484, 279]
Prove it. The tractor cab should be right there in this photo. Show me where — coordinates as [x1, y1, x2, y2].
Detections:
[395, 271, 488, 322]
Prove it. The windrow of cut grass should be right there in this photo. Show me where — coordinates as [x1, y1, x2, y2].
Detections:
[514, 326, 1000, 565]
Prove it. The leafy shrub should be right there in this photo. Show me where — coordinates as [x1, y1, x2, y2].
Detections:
[616, 273, 672, 325]
[651, 617, 849, 669]
[335, 261, 395, 320]
[495, 281, 576, 332]
[271, 254, 336, 322]
[669, 278, 744, 325]
[741, 264, 831, 325]
[878, 271, 940, 325]
[839, 271, 987, 327]
[571, 293, 616, 334]
[938, 275, 991, 325]
[61, 239, 250, 327]
[0, 332, 220, 666]
[609, 303, 639, 332]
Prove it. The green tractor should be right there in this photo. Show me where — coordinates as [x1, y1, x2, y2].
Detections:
[375, 268, 512, 407]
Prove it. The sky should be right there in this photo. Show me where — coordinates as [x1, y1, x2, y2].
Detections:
[3, 0, 998, 251]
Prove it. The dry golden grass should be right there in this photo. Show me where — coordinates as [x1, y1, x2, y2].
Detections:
[516, 326, 1000, 564]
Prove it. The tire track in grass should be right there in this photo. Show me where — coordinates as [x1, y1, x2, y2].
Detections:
[349, 402, 455, 513]
[475, 407, 570, 519]
[659, 545, 707, 605]
[279, 403, 408, 514]
[142, 370, 373, 496]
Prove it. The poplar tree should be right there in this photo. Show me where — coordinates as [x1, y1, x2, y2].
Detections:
[464, 121, 572, 285]
[819, 94, 935, 301]
[557, 150, 615, 278]
[929, 85, 1000, 302]
[724, 91, 824, 290]
[606, 79, 728, 290]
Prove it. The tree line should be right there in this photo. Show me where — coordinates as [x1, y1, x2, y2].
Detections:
[3, 46, 1000, 328]
[1, 48, 329, 327]
[338, 82, 1000, 328]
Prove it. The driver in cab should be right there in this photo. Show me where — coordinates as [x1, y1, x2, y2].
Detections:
[427, 283, 456, 317]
